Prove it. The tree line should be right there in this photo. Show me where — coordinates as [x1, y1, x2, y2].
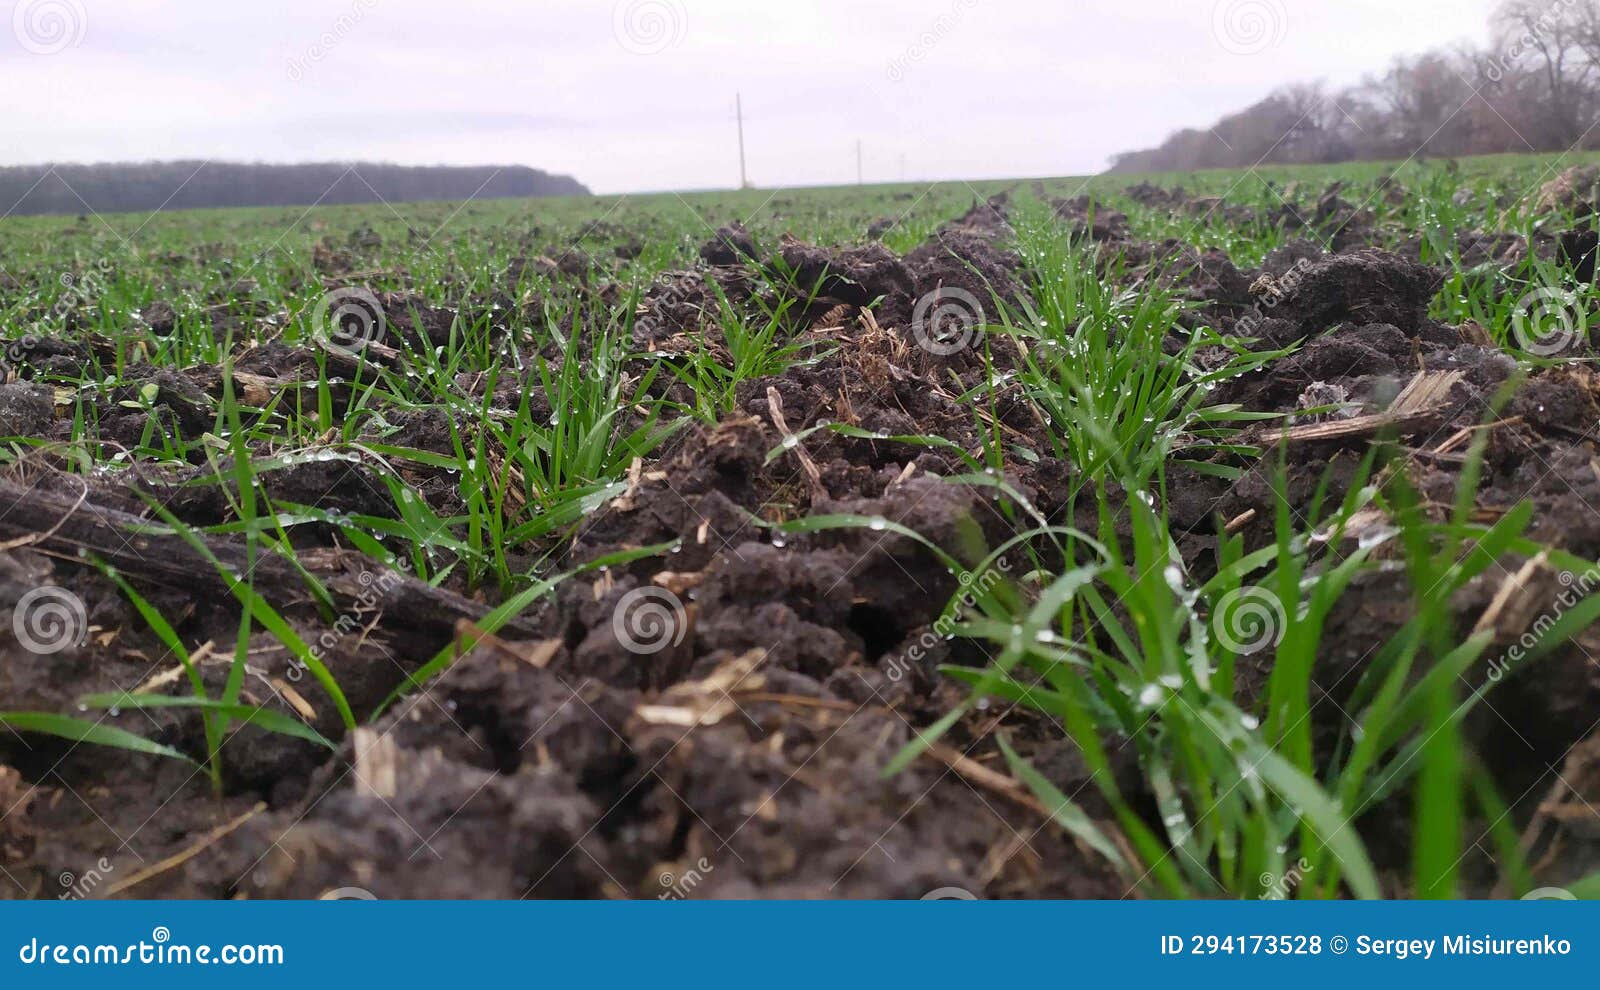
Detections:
[1110, 0, 1600, 173]
[0, 162, 590, 217]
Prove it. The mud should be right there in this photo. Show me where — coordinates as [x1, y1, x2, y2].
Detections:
[3, 179, 1600, 900]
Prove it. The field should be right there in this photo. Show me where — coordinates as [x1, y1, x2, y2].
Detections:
[2, 152, 1599, 901]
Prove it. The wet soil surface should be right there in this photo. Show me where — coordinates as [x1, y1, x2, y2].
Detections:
[3, 180, 1599, 899]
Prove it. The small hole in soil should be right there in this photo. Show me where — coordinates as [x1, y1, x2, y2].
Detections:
[847, 602, 906, 662]
[452, 705, 523, 775]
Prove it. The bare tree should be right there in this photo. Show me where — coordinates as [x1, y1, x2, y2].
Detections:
[1110, 2, 1600, 171]
[1492, 0, 1597, 147]
[0, 164, 590, 217]
[1359, 54, 1478, 155]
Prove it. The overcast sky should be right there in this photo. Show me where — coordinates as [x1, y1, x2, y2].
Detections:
[2, 0, 1501, 194]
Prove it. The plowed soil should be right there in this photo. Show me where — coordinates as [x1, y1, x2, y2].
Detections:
[3, 181, 1599, 900]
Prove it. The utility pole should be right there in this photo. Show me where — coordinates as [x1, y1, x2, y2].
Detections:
[856, 140, 863, 186]
[736, 94, 749, 189]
